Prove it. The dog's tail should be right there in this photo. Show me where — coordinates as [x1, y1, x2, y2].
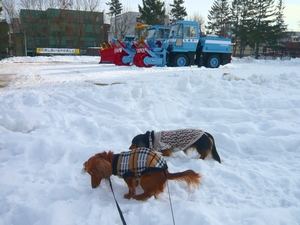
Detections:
[165, 170, 201, 191]
[206, 132, 221, 163]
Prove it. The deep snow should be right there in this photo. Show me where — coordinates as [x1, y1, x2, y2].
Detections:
[0, 56, 300, 225]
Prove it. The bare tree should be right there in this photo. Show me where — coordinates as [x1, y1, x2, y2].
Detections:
[71, 0, 102, 11]
[72, 0, 103, 48]
[2, 0, 21, 55]
[3, 0, 104, 18]
[47, 0, 60, 9]
[58, 0, 74, 9]
[22, 13, 39, 53]
[188, 12, 205, 34]
[2, 0, 19, 23]
[19, 0, 46, 10]
[117, 8, 138, 39]
[19, 0, 36, 9]
[85, 0, 102, 11]
[41, 0, 68, 9]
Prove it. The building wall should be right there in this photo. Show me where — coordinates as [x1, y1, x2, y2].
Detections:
[20, 8, 106, 55]
[0, 21, 9, 59]
[109, 12, 141, 41]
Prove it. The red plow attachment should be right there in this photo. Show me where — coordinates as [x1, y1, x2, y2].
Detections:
[113, 40, 130, 66]
[99, 42, 115, 64]
[133, 40, 153, 68]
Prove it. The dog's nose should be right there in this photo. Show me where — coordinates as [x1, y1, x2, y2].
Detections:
[92, 184, 97, 189]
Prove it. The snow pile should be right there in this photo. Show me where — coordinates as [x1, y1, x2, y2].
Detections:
[0, 56, 300, 225]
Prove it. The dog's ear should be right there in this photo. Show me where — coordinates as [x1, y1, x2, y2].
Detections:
[82, 161, 88, 173]
[143, 131, 151, 148]
[134, 134, 148, 148]
[96, 158, 112, 179]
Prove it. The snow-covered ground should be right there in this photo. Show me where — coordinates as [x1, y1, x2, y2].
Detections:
[0, 56, 299, 225]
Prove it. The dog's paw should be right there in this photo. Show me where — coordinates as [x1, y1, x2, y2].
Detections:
[123, 193, 132, 199]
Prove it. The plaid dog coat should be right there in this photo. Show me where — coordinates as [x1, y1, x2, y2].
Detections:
[151, 129, 205, 152]
[112, 147, 167, 179]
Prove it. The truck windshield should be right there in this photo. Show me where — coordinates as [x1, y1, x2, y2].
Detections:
[146, 29, 156, 39]
[169, 24, 179, 38]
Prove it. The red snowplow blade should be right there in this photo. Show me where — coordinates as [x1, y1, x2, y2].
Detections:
[99, 42, 115, 63]
[99, 48, 115, 63]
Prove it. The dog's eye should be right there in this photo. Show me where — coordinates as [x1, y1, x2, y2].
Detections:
[92, 171, 98, 175]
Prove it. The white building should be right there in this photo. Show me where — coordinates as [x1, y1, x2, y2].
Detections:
[108, 11, 170, 41]
[108, 12, 141, 41]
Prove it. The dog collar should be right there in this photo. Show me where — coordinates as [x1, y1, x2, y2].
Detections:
[149, 132, 153, 148]
[112, 154, 120, 176]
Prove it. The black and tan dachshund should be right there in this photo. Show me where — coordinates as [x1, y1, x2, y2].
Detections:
[129, 129, 221, 163]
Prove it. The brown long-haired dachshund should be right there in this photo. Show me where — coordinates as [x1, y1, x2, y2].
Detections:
[83, 147, 201, 201]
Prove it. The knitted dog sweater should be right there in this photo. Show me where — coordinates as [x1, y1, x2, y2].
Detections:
[152, 129, 204, 152]
[112, 147, 167, 179]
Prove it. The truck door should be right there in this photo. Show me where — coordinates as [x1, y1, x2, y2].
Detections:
[175, 24, 183, 47]
[182, 25, 198, 51]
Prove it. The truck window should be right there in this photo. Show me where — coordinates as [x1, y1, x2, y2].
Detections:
[169, 24, 178, 38]
[185, 26, 196, 38]
[156, 29, 164, 38]
[178, 24, 183, 36]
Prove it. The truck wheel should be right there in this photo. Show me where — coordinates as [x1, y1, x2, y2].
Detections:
[207, 54, 220, 68]
[174, 54, 189, 67]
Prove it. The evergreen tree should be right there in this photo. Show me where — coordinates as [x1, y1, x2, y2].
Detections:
[0, 0, 9, 59]
[0, 0, 2, 16]
[247, 0, 276, 59]
[106, 0, 123, 38]
[138, 0, 166, 25]
[206, 0, 231, 37]
[230, 0, 253, 57]
[169, 0, 187, 21]
[229, 0, 291, 58]
[271, 0, 287, 51]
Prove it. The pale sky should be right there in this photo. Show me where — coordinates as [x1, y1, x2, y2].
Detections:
[107, 0, 300, 31]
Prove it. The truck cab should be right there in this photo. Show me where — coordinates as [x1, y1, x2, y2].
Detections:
[146, 25, 170, 49]
[167, 20, 199, 52]
[165, 20, 232, 68]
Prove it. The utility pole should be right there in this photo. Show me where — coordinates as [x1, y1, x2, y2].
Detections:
[24, 30, 27, 56]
